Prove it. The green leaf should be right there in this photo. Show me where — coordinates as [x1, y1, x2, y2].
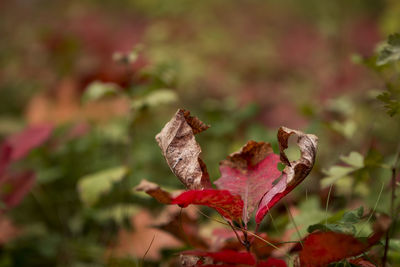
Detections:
[82, 81, 119, 103]
[340, 152, 364, 169]
[308, 206, 364, 235]
[340, 206, 363, 224]
[321, 152, 365, 189]
[95, 204, 139, 225]
[377, 33, 400, 66]
[285, 197, 328, 239]
[78, 166, 128, 206]
[131, 89, 178, 110]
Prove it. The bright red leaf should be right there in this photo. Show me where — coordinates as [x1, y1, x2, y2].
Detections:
[257, 258, 287, 267]
[172, 189, 243, 221]
[182, 249, 256, 265]
[214, 141, 281, 224]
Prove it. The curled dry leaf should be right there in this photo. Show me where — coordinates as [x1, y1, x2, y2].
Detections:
[156, 109, 211, 190]
[180, 254, 201, 267]
[135, 179, 173, 204]
[256, 127, 318, 223]
[214, 141, 281, 224]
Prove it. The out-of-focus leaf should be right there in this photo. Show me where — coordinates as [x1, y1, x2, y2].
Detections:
[156, 109, 211, 189]
[286, 197, 328, 239]
[256, 127, 318, 223]
[340, 152, 364, 169]
[95, 204, 139, 225]
[321, 151, 364, 189]
[1, 171, 36, 208]
[214, 141, 281, 224]
[78, 166, 128, 206]
[154, 206, 208, 249]
[181, 250, 256, 265]
[377, 33, 400, 66]
[131, 89, 178, 110]
[331, 120, 356, 139]
[82, 81, 119, 103]
[1, 124, 53, 163]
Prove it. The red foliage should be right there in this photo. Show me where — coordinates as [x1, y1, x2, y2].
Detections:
[257, 258, 287, 267]
[1, 124, 53, 162]
[172, 189, 244, 221]
[299, 232, 370, 267]
[215, 149, 281, 223]
[1, 171, 36, 208]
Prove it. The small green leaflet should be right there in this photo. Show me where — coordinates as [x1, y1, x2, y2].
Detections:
[78, 166, 128, 206]
[308, 206, 364, 235]
[321, 151, 364, 189]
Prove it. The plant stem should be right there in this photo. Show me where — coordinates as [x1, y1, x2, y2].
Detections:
[382, 144, 400, 267]
[227, 221, 246, 248]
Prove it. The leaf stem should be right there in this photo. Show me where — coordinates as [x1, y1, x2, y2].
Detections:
[227, 221, 247, 248]
[382, 143, 400, 267]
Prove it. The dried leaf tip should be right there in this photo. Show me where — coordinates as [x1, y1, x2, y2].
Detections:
[155, 109, 211, 190]
[135, 179, 173, 204]
[221, 140, 274, 170]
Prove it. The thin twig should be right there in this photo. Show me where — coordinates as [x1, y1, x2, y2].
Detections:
[383, 144, 400, 267]
[141, 234, 156, 267]
[227, 221, 246, 247]
[285, 203, 303, 248]
[325, 184, 333, 225]
[357, 181, 385, 237]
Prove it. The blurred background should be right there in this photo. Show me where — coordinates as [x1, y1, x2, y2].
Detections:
[1, 0, 400, 266]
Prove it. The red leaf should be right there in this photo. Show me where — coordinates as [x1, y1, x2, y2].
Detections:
[3, 124, 53, 161]
[214, 141, 281, 224]
[299, 232, 369, 267]
[172, 189, 243, 221]
[348, 258, 376, 267]
[256, 127, 317, 223]
[257, 258, 287, 267]
[182, 250, 256, 265]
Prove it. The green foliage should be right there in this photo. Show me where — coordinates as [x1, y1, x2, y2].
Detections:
[78, 166, 129, 206]
[321, 151, 364, 189]
[377, 33, 400, 66]
[308, 207, 364, 235]
[82, 81, 120, 103]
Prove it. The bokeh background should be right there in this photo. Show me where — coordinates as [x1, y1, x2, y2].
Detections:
[1, 0, 400, 266]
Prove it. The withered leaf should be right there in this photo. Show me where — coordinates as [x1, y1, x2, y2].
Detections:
[214, 141, 281, 224]
[156, 109, 211, 190]
[135, 179, 173, 204]
[256, 127, 318, 223]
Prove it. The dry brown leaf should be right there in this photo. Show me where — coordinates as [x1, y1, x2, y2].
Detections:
[180, 254, 200, 267]
[155, 109, 211, 190]
[135, 179, 173, 204]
